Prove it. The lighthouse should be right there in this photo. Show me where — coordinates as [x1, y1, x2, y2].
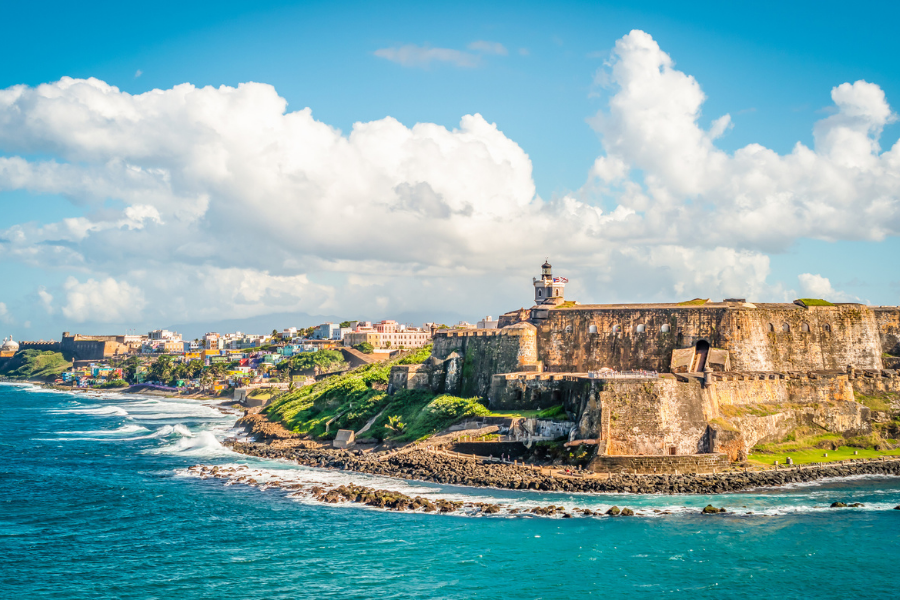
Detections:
[533, 260, 567, 306]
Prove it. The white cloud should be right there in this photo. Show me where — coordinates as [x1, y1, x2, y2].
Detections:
[0, 30, 898, 330]
[374, 45, 480, 68]
[587, 30, 900, 251]
[797, 273, 857, 302]
[135, 70, 142, 78]
[38, 287, 54, 314]
[468, 41, 508, 56]
[0, 302, 14, 325]
[61, 277, 146, 323]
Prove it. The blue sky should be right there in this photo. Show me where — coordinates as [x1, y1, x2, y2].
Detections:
[1, 0, 898, 339]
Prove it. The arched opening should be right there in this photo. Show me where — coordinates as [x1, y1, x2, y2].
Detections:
[801, 323, 810, 332]
[782, 323, 791, 333]
[537, 289, 542, 297]
[612, 325, 620, 334]
[589, 325, 598, 334]
[565, 325, 572, 333]
[660, 324, 670, 333]
[515, 389, 523, 402]
[555, 289, 559, 296]
[692, 340, 710, 372]
[768, 323, 775, 332]
[823, 324, 832, 333]
[551, 390, 562, 404]
[635, 324, 646, 333]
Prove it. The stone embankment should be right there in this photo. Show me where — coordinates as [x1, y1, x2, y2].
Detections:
[225, 440, 900, 495]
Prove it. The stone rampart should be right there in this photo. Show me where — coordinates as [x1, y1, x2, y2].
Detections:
[537, 303, 888, 373]
[430, 323, 539, 397]
[875, 307, 900, 356]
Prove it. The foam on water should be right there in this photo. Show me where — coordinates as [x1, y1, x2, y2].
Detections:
[152, 431, 235, 457]
[175, 459, 900, 519]
[60, 424, 150, 436]
[50, 405, 130, 416]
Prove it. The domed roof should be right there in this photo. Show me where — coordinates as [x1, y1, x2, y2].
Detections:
[542, 260, 551, 269]
[2, 336, 19, 351]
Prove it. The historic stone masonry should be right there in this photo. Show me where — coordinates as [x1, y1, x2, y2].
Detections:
[389, 261, 900, 471]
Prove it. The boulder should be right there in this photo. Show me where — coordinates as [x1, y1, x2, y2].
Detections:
[830, 502, 847, 508]
[606, 506, 621, 516]
[701, 504, 722, 514]
[620, 508, 635, 516]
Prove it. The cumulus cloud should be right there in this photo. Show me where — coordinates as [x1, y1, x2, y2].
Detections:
[61, 277, 146, 323]
[0, 30, 897, 331]
[797, 273, 857, 302]
[0, 302, 14, 325]
[38, 287, 54, 314]
[468, 40, 508, 55]
[587, 30, 900, 251]
[374, 45, 480, 68]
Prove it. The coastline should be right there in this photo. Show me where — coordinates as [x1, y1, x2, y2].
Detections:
[225, 438, 900, 496]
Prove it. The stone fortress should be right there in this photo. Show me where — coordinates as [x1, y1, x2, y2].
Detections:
[390, 261, 900, 472]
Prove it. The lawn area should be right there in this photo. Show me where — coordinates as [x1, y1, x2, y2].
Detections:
[749, 446, 900, 465]
[486, 405, 568, 419]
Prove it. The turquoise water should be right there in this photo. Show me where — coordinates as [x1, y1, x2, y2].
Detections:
[2, 383, 899, 599]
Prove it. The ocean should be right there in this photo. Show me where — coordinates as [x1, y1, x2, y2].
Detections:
[1, 382, 898, 599]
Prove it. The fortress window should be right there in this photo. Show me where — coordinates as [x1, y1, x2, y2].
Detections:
[537, 289, 542, 297]
[660, 324, 670, 333]
[768, 323, 775, 332]
[565, 325, 573, 333]
[635, 324, 646, 333]
[801, 323, 810, 333]
[555, 289, 560, 296]
[589, 325, 598, 334]
[823, 324, 832, 333]
[782, 323, 791, 333]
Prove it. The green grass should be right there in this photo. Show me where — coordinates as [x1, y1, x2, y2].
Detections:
[749, 446, 900, 465]
[551, 301, 578, 309]
[677, 298, 709, 306]
[0, 350, 72, 380]
[856, 392, 895, 412]
[486, 404, 568, 419]
[797, 298, 834, 306]
[263, 345, 489, 442]
[753, 431, 843, 454]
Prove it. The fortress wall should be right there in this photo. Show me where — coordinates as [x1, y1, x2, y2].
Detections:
[538, 307, 727, 373]
[538, 304, 884, 373]
[722, 305, 883, 371]
[570, 378, 711, 456]
[707, 373, 856, 409]
[875, 307, 900, 356]
[432, 325, 539, 397]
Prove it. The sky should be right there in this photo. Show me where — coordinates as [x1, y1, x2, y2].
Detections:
[1, 0, 899, 340]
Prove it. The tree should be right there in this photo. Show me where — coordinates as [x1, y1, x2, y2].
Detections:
[386, 415, 406, 433]
[339, 320, 354, 328]
[281, 349, 346, 374]
[353, 342, 374, 354]
[149, 355, 173, 384]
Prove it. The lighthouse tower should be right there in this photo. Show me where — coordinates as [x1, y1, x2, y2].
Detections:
[533, 260, 566, 306]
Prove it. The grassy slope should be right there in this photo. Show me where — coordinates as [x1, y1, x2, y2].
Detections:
[0, 350, 71, 380]
[264, 345, 490, 443]
[749, 446, 900, 465]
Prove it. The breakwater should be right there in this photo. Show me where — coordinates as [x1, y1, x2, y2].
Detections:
[226, 440, 900, 494]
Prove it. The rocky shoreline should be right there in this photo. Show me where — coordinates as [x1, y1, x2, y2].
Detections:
[226, 439, 900, 495]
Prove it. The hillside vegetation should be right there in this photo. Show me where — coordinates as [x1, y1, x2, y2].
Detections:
[0, 350, 72, 380]
[265, 345, 490, 442]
